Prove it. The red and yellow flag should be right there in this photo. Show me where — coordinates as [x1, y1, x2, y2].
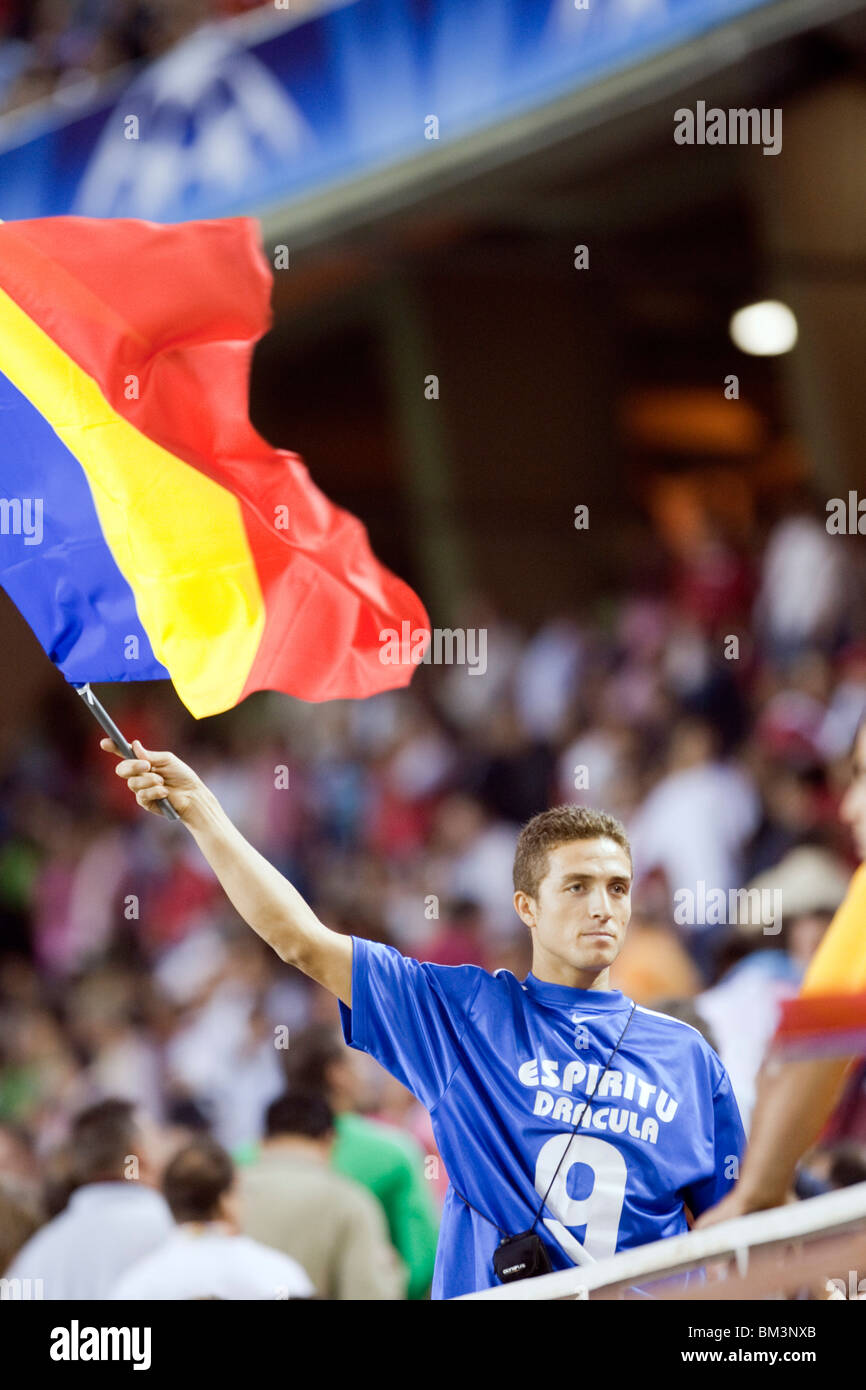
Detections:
[775, 865, 866, 1057]
[0, 216, 429, 717]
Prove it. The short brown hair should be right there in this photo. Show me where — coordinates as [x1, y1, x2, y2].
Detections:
[265, 1090, 334, 1141]
[162, 1138, 234, 1224]
[70, 1099, 140, 1186]
[513, 805, 632, 899]
[281, 1023, 344, 1093]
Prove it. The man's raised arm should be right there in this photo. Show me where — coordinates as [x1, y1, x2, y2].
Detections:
[101, 737, 353, 1005]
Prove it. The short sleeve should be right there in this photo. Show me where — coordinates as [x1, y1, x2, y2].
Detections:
[338, 936, 484, 1110]
[683, 1057, 746, 1218]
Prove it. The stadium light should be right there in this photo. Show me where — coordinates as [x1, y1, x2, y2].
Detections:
[729, 300, 798, 356]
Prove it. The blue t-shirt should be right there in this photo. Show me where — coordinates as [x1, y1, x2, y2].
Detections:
[339, 937, 745, 1300]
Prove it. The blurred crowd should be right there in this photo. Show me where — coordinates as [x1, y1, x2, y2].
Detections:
[0, 0, 274, 117]
[3, 493, 866, 1296]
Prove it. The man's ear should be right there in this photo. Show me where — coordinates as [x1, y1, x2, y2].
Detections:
[513, 890, 536, 930]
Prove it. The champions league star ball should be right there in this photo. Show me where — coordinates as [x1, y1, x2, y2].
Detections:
[73, 23, 309, 223]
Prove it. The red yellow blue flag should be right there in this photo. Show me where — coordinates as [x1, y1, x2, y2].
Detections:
[0, 216, 429, 717]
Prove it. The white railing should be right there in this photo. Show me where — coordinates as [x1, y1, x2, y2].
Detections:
[457, 1181, 866, 1299]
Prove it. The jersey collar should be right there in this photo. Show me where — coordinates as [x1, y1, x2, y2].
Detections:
[522, 972, 630, 1010]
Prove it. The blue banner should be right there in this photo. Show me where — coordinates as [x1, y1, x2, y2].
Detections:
[0, 0, 777, 223]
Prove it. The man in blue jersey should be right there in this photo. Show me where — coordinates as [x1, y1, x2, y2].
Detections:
[103, 738, 746, 1300]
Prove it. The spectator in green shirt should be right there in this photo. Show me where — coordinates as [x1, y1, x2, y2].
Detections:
[283, 1022, 439, 1300]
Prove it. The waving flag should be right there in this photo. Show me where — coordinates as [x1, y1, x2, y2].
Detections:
[0, 216, 429, 717]
[774, 865, 866, 1057]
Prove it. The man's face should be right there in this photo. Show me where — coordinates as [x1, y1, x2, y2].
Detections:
[514, 836, 632, 983]
[840, 725, 866, 860]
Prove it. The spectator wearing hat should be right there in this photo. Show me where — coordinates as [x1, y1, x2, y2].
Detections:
[698, 846, 850, 1129]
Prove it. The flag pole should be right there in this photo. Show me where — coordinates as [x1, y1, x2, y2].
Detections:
[73, 683, 181, 822]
